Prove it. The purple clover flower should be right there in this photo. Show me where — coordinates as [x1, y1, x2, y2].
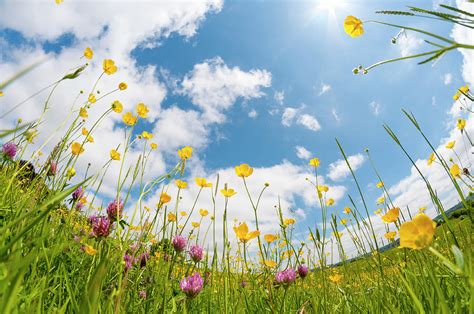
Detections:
[275, 268, 297, 287]
[297, 265, 309, 279]
[72, 187, 84, 201]
[2, 142, 17, 159]
[189, 244, 203, 263]
[107, 198, 123, 221]
[172, 235, 187, 253]
[139, 290, 147, 299]
[139, 251, 150, 268]
[124, 253, 136, 272]
[47, 161, 57, 176]
[91, 215, 111, 238]
[180, 272, 204, 299]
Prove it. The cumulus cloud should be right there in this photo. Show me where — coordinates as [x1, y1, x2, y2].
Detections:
[281, 107, 321, 131]
[317, 82, 331, 96]
[297, 114, 321, 131]
[327, 153, 366, 181]
[443, 73, 453, 85]
[248, 109, 258, 119]
[281, 107, 298, 127]
[397, 32, 424, 57]
[369, 101, 381, 116]
[332, 108, 341, 123]
[274, 90, 285, 105]
[295, 146, 312, 160]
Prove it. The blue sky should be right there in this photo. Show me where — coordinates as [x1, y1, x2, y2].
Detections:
[0, 0, 471, 258]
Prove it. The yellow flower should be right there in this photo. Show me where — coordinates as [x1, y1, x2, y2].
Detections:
[192, 222, 201, 228]
[264, 234, 278, 243]
[328, 273, 343, 284]
[263, 260, 277, 268]
[457, 119, 466, 130]
[168, 213, 177, 222]
[454, 84, 469, 100]
[381, 207, 400, 223]
[180, 211, 188, 217]
[450, 164, 461, 178]
[343, 207, 351, 214]
[83, 47, 93, 60]
[399, 213, 436, 250]
[122, 112, 137, 126]
[82, 128, 89, 136]
[141, 131, 153, 140]
[199, 209, 209, 217]
[150, 143, 158, 150]
[332, 231, 343, 239]
[178, 146, 193, 160]
[374, 208, 382, 215]
[340, 219, 348, 225]
[419, 206, 427, 213]
[344, 16, 364, 38]
[0, 91, 3, 97]
[284, 218, 296, 226]
[384, 231, 397, 241]
[427, 152, 436, 166]
[326, 198, 334, 206]
[55, 0, 63, 4]
[195, 177, 212, 188]
[112, 100, 123, 113]
[83, 245, 98, 256]
[79, 107, 88, 118]
[376, 196, 385, 205]
[159, 192, 171, 205]
[103, 59, 118, 75]
[221, 186, 237, 198]
[110, 149, 121, 161]
[235, 163, 253, 177]
[71, 142, 84, 155]
[445, 141, 455, 149]
[87, 136, 94, 143]
[309, 157, 320, 167]
[67, 167, 76, 178]
[136, 103, 149, 118]
[88, 94, 96, 105]
[175, 179, 188, 189]
[118, 82, 127, 90]
[317, 185, 329, 193]
[376, 181, 384, 188]
[233, 222, 260, 243]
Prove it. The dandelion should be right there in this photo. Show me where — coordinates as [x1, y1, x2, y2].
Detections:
[83, 47, 93, 60]
[264, 234, 278, 243]
[233, 222, 260, 243]
[309, 157, 320, 167]
[110, 149, 121, 160]
[71, 142, 84, 155]
[399, 213, 436, 250]
[178, 146, 193, 160]
[235, 163, 253, 177]
[199, 209, 209, 217]
[118, 82, 127, 90]
[344, 16, 364, 38]
[381, 207, 400, 223]
[123, 112, 137, 126]
[172, 235, 187, 252]
[2, 142, 17, 159]
[103, 59, 118, 75]
[195, 178, 212, 188]
[112, 100, 123, 113]
[136, 103, 149, 118]
[274, 268, 297, 287]
[180, 272, 204, 299]
[189, 245, 203, 263]
[450, 164, 461, 178]
[107, 198, 123, 221]
[446, 141, 455, 149]
[297, 265, 309, 279]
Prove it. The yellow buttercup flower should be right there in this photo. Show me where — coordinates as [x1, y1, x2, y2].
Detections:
[221, 186, 237, 198]
[326, 198, 334, 206]
[82, 127, 89, 136]
[233, 222, 260, 243]
[110, 149, 121, 161]
[150, 143, 158, 150]
[0, 91, 3, 97]
[381, 207, 400, 223]
[309, 157, 320, 167]
[344, 16, 364, 38]
[118, 82, 127, 90]
[55, 0, 63, 4]
[67, 167, 76, 178]
[264, 234, 278, 243]
[343, 207, 351, 214]
[178, 146, 193, 160]
[168, 213, 177, 222]
[111, 100, 123, 113]
[376, 196, 385, 205]
[284, 218, 296, 226]
[399, 213, 436, 250]
[384, 231, 397, 241]
[374, 208, 382, 215]
[329, 273, 343, 284]
[446, 141, 455, 149]
[103, 59, 118, 75]
[457, 119, 466, 130]
[79, 107, 88, 118]
[199, 209, 209, 217]
[263, 260, 277, 268]
[136, 103, 149, 118]
[340, 219, 348, 225]
[122, 112, 137, 126]
[71, 142, 84, 155]
[332, 231, 343, 239]
[376, 181, 384, 188]
[195, 177, 212, 188]
[159, 192, 171, 205]
[419, 206, 427, 213]
[83, 47, 93, 60]
[192, 222, 201, 228]
[180, 211, 188, 217]
[317, 185, 329, 193]
[141, 131, 153, 140]
[427, 152, 436, 166]
[87, 136, 94, 143]
[453, 84, 469, 100]
[175, 179, 188, 189]
[450, 164, 461, 178]
[235, 163, 253, 177]
[83, 245, 98, 256]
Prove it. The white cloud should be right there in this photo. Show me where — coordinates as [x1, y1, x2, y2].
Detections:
[180, 56, 271, 123]
[397, 32, 424, 57]
[281, 107, 298, 127]
[443, 73, 453, 85]
[327, 153, 366, 181]
[297, 114, 321, 131]
[248, 109, 258, 119]
[295, 146, 311, 160]
[332, 108, 341, 123]
[317, 82, 331, 96]
[281, 107, 321, 131]
[274, 90, 284, 105]
[369, 101, 381, 116]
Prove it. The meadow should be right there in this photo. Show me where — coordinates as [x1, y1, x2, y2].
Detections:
[0, 3, 473, 313]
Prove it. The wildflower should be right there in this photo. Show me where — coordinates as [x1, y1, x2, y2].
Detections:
[175, 179, 188, 189]
[150, 143, 158, 150]
[136, 103, 149, 118]
[374, 208, 382, 215]
[344, 16, 364, 38]
[72, 187, 84, 201]
[159, 192, 172, 205]
[446, 141, 455, 149]
[2, 142, 17, 159]
[139, 290, 147, 299]
[376, 181, 384, 188]
[83, 47, 93, 60]
[384, 231, 397, 241]
[328, 272, 343, 284]
[87, 135, 94, 143]
[178, 146, 193, 160]
[82, 128, 89, 136]
[275, 268, 297, 287]
[82, 245, 97, 256]
[180, 211, 188, 217]
[192, 222, 200, 228]
[139, 251, 150, 268]
[180, 272, 204, 299]
[264, 234, 278, 243]
[88, 93, 96, 104]
[90, 216, 112, 238]
[67, 167, 76, 178]
[172, 235, 187, 252]
[376, 196, 385, 205]
[234, 222, 260, 243]
[195, 178, 212, 188]
[71, 142, 84, 155]
[297, 265, 309, 279]
[168, 213, 177, 222]
[457, 119, 466, 130]
[118, 82, 127, 90]
[263, 260, 277, 268]
[47, 161, 57, 176]
[0, 91, 3, 97]
[124, 253, 135, 272]
[399, 213, 436, 249]
[453, 84, 469, 100]
[235, 163, 253, 177]
[199, 209, 209, 217]
[450, 164, 461, 178]
[381, 207, 400, 223]
[112, 100, 123, 113]
[326, 198, 334, 206]
[107, 198, 123, 221]
[419, 206, 427, 212]
[110, 149, 121, 160]
[79, 107, 88, 118]
[189, 245, 203, 262]
[103, 59, 118, 75]
[221, 186, 237, 197]
[284, 218, 296, 226]
[141, 131, 153, 140]
[332, 231, 343, 239]
[340, 219, 348, 225]
[427, 152, 436, 166]
[309, 157, 320, 167]
[123, 112, 137, 126]
[344, 207, 351, 214]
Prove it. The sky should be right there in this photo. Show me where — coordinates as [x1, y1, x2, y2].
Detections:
[0, 0, 472, 261]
